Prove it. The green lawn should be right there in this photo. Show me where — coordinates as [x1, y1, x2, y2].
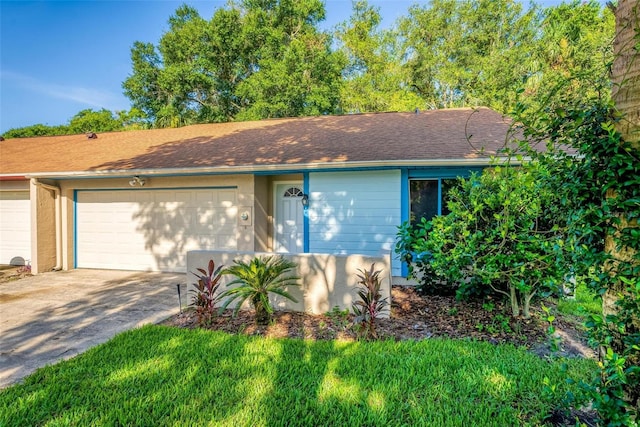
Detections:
[0, 325, 596, 426]
[556, 283, 602, 318]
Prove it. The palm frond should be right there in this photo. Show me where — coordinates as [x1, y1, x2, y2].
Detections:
[219, 255, 301, 324]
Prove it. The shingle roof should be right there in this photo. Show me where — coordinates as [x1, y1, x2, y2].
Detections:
[0, 107, 517, 176]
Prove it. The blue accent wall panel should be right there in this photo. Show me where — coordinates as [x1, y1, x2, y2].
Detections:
[308, 170, 402, 276]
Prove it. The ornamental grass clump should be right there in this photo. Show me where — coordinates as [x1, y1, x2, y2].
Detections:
[220, 255, 300, 326]
[352, 263, 389, 339]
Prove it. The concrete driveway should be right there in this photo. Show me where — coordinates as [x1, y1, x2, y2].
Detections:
[0, 269, 186, 389]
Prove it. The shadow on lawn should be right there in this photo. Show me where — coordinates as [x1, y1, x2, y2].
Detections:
[0, 324, 596, 426]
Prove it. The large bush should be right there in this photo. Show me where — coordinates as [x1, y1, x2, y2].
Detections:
[398, 160, 571, 318]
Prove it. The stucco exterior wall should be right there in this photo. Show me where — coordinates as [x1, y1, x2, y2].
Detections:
[187, 250, 391, 317]
[30, 180, 57, 273]
[253, 176, 269, 252]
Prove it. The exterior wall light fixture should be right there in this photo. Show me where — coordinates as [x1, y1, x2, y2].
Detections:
[129, 176, 146, 187]
[301, 194, 309, 207]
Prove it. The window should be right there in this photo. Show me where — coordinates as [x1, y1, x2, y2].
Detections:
[410, 179, 456, 224]
[283, 187, 303, 197]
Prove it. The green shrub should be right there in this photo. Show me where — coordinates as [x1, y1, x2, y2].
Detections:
[395, 218, 458, 296]
[220, 255, 300, 325]
[399, 160, 571, 319]
[514, 93, 639, 423]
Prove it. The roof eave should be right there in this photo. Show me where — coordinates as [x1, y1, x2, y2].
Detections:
[15, 157, 512, 180]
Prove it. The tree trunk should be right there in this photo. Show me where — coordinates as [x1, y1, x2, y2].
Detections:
[611, 1, 640, 146]
[608, 0, 640, 414]
[509, 285, 520, 317]
[253, 296, 270, 326]
[522, 291, 535, 320]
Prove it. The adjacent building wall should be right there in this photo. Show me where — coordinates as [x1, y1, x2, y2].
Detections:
[30, 180, 57, 273]
[308, 170, 401, 276]
[0, 180, 31, 266]
[187, 250, 391, 317]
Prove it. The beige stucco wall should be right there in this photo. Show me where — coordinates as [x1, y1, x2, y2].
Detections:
[30, 180, 57, 273]
[186, 250, 392, 317]
[253, 176, 269, 252]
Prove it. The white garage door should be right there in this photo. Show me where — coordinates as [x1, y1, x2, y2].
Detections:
[0, 191, 31, 266]
[76, 188, 238, 272]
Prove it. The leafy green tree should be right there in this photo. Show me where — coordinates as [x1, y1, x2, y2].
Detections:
[598, 0, 638, 418]
[68, 108, 124, 134]
[123, 1, 343, 126]
[397, 0, 612, 115]
[123, 6, 223, 127]
[398, 0, 538, 112]
[521, 94, 638, 426]
[2, 107, 145, 138]
[524, 0, 614, 114]
[232, 0, 344, 120]
[509, 7, 638, 412]
[2, 123, 70, 138]
[335, 0, 421, 113]
[116, 108, 148, 130]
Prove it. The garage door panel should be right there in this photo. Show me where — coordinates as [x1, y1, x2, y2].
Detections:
[0, 191, 31, 265]
[76, 189, 237, 272]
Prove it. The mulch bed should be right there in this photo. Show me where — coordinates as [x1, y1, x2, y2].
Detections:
[162, 285, 595, 359]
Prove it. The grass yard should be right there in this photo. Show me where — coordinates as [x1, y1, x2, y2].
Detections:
[0, 325, 596, 426]
[556, 283, 602, 319]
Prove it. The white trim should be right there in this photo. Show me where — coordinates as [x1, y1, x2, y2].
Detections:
[11, 158, 516, 180]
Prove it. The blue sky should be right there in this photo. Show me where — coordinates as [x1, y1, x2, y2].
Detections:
[0, 0, 606, 133]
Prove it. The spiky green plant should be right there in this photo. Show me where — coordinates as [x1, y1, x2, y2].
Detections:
[220, 256, 300, 325]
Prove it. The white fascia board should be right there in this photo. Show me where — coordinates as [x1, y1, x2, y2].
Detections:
[22, 158, 512, 180]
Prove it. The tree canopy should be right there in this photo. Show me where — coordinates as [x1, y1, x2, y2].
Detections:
[122, 1, 344, 127]
[2, 0, 614, 135]
[2, 108, 144, 139]
[121, 0, 612, 127]
[334, 1, 421, 113]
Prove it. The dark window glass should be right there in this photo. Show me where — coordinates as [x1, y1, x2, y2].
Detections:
[410, 180, 438, 224]
[410, 179, 458, 223]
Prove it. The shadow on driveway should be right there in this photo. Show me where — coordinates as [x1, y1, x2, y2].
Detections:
[0, 269, 186, 388]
